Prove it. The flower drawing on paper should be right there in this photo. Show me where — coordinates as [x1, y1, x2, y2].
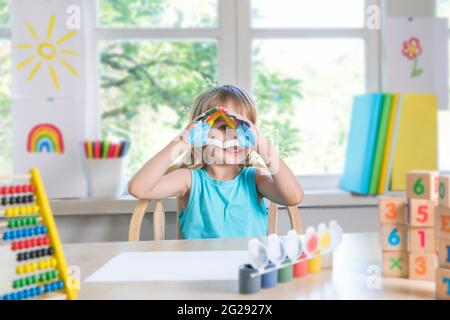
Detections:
[401, 36, 423, 78]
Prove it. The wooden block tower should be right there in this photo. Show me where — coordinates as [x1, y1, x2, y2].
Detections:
[406, 171, 438, 281]
[436, 175, 450, 299]
[379, 196, 408, 277]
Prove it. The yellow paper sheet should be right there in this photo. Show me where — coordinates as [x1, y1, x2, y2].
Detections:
[390, 94, 437, 190]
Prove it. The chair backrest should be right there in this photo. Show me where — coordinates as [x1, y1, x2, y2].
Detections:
[128, 197, 303, 241]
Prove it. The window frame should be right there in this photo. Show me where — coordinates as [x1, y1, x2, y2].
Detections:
[0, 0, 380, 190]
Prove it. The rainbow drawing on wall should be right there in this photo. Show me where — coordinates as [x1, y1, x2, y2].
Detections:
[27, 123, 64, 154]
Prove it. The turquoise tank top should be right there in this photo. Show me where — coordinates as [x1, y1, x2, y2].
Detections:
[179, 167, 268, 239]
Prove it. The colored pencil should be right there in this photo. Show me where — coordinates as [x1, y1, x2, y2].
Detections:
[95, 140, 101, 158]
[87, 141, 93, 159]
[102, 140, 110, 159]
[118, 141, 125, 157]
[113, 143, 121, 158]
[108, 144, 115, 158]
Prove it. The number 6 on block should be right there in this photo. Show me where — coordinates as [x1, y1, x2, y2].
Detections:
[381, 224, 407, 251]
[406, 171, 439, 200]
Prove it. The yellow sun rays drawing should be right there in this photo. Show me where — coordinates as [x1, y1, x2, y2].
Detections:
[15, 15, 79, 90]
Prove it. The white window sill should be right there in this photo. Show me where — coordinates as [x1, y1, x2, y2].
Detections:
[47, 189, 405, 216]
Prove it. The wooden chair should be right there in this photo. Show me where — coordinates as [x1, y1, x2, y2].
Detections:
[128, 197, 302, 241]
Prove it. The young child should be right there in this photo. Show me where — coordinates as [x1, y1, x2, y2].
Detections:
[128, 85, 303, 239]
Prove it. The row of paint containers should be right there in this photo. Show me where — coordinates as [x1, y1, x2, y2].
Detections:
[239, 220, 343, 294]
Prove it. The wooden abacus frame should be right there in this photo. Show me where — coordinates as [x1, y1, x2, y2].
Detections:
[0, 168, 78, 300]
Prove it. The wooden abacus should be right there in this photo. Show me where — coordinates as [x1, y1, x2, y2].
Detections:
[0, 168, 78, 300]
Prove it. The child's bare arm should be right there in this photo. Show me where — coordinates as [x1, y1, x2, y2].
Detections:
[127, 125, 193, 200]
[255, 135, 304, 207]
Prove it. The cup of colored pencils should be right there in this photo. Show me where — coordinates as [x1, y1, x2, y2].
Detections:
[82, 140, 130, 198]
[83, 140, 130, 159]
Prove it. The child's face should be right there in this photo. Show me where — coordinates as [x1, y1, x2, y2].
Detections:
[205, 103, 248, 165]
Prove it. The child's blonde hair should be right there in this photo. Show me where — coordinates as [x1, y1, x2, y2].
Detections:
[175, 85, 260, 170]
[189, 85, 258, 124]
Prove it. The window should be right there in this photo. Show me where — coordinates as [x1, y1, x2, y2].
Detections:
[0, 0, 10, 175]
[250, 0, 367, 174]
[96, 0, 369, 177]
[98, 0, 218, 28]
[253, 39, 365, 173]
[0, 0, 373, 181]
[96, 0, 219, 177]
[251, 0, 365, 28]
[0, 0, 8, 26]
[99, 40, 218, 176]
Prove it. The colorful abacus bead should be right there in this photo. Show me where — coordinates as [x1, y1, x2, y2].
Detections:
[13, 275, 38, 289]
[2, 225, 47, 240]
[44, 280, 64, 293]
[11, 235, 50, 251]
[12, 270, 59, 290]
[7, 216, 39, 229]
[17, 247, 54, 261]
[1, 194, 35, 205]
[0, 184, 35, 196]
[1, 285, 44, 300]
[39, 270, 59, 283]
[4, 205, 39, 217]
[16, 258, 57, 275]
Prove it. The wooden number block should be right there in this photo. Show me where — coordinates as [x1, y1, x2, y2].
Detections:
[408, 227, 436, 253]
[436, 268, 450, 300]
[438, 175, 450, 207]
[408, 253, 436, 281]
[408, 199, 437, 227]
[436, 206, 450, 240]
[437, 237, 450, 269]
[382, 251, 408, 278]
[381, 224, 407, 251]
[379, 197, 406, 224]
[406, 171, 439, 200]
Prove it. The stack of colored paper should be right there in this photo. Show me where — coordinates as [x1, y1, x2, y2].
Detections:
[340, 93, 437, 194]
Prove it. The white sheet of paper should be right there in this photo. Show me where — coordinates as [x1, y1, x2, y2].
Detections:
[12, 98, 87, 198]
[11, 0, 85, 98]
[383, 17, 448, 109]
[85, 251, 250, 282]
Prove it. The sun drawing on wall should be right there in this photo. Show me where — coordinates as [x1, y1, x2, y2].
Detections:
[15, 15, 79, 90]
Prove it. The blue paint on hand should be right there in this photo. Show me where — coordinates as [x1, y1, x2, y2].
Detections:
[188, 122, 210, 147]
[236, 124, 256, 148]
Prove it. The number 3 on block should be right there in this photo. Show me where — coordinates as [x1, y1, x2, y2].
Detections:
[379, 198, 405, 224]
